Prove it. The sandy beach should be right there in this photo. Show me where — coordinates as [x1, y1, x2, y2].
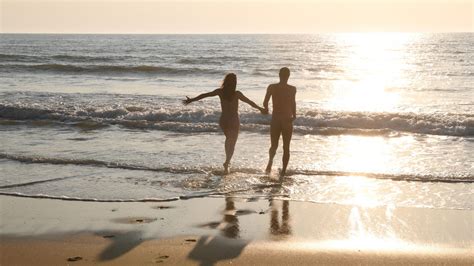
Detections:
[1, 195, 472, 265]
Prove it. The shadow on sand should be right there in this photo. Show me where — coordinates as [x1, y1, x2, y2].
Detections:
[187, 235, 248, 266]
[98, 230, 145, 261]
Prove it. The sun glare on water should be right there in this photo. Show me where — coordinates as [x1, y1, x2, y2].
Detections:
[326, 33, 418, 112]
[328, 137, 411, 208]
[313, 34, 420, 198]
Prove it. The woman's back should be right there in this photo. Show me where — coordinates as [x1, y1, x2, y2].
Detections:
[218, 89, 240, 117]
[182, 75, 265, 174]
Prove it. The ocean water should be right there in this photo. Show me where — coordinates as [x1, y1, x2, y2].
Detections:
[0, 33, 473, 210]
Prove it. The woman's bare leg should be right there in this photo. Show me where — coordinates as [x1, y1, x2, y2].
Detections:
[224, 134, 238, 168]
[222, 126, 239, 174]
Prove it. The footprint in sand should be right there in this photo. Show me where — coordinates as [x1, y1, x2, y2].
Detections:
[152, 205, 175, 210]
[112, 217, 157, 224]
[67, 256, 82, 262]
[154, 255, 169, 263]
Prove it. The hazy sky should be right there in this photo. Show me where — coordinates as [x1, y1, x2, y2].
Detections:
[1, 0, 473, 33]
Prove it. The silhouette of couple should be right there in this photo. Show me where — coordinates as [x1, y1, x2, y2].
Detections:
[183, 67, 296, 179]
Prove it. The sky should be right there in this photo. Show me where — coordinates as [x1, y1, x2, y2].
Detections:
[1, 0, 473, 33]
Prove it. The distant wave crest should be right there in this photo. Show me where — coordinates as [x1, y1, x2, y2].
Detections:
[1, 63, 223, 76]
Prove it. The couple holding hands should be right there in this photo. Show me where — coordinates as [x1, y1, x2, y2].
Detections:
[183, 67, 296, 179]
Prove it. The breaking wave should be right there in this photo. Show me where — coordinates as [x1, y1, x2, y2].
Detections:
[0, 103, 472, 137]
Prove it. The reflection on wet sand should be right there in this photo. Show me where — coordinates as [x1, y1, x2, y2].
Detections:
[189, 196, 248, 265]
[222, 196, 240, 238]
[188, 194, 294, 265]
[203, 195, 293, 240]
[196, 196, 244, 239]
[270, 200, 292, 238]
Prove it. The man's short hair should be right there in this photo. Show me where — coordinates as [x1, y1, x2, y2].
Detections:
[279, 67, 290, 80]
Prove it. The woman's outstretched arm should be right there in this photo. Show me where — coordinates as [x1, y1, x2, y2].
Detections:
[183, 89, 220, 105]
[237, 91, 267, 114]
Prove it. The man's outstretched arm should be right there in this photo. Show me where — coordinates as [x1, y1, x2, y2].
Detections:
[263, 85, 272, 111]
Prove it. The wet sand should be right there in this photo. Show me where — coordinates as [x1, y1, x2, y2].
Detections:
[0, 195, 473, 265]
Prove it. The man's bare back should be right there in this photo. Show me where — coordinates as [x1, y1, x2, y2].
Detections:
[266, 83, 296, 120]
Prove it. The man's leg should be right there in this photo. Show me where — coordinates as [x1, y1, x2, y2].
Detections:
[280, 119, 293, 177]
[266, 120, 281, 173]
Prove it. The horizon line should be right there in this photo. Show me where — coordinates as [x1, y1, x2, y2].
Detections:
[1, 31, 472, 35]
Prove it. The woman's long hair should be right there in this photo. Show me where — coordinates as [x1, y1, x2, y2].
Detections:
[221, 73, 237, 101]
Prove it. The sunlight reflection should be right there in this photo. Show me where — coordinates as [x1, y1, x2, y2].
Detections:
[343, 206, 402, 250]
[299, 204, 407, 251]
[327, 33, 418, 112]
[337, 176, 380, 207]
[325, 136, 395, 207]
[298, 237, 429, 253]
[329, 136, 394, 174]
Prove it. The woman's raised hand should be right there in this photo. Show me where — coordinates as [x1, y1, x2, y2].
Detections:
[182, 96, 193, 105]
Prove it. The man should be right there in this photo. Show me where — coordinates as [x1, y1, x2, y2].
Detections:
[263, 67, 296, 179]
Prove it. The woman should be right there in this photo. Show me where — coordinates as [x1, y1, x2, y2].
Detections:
[183, 73, 266, 174]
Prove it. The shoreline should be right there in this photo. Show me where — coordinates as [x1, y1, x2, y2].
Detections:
[1, 195, 473, 265]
